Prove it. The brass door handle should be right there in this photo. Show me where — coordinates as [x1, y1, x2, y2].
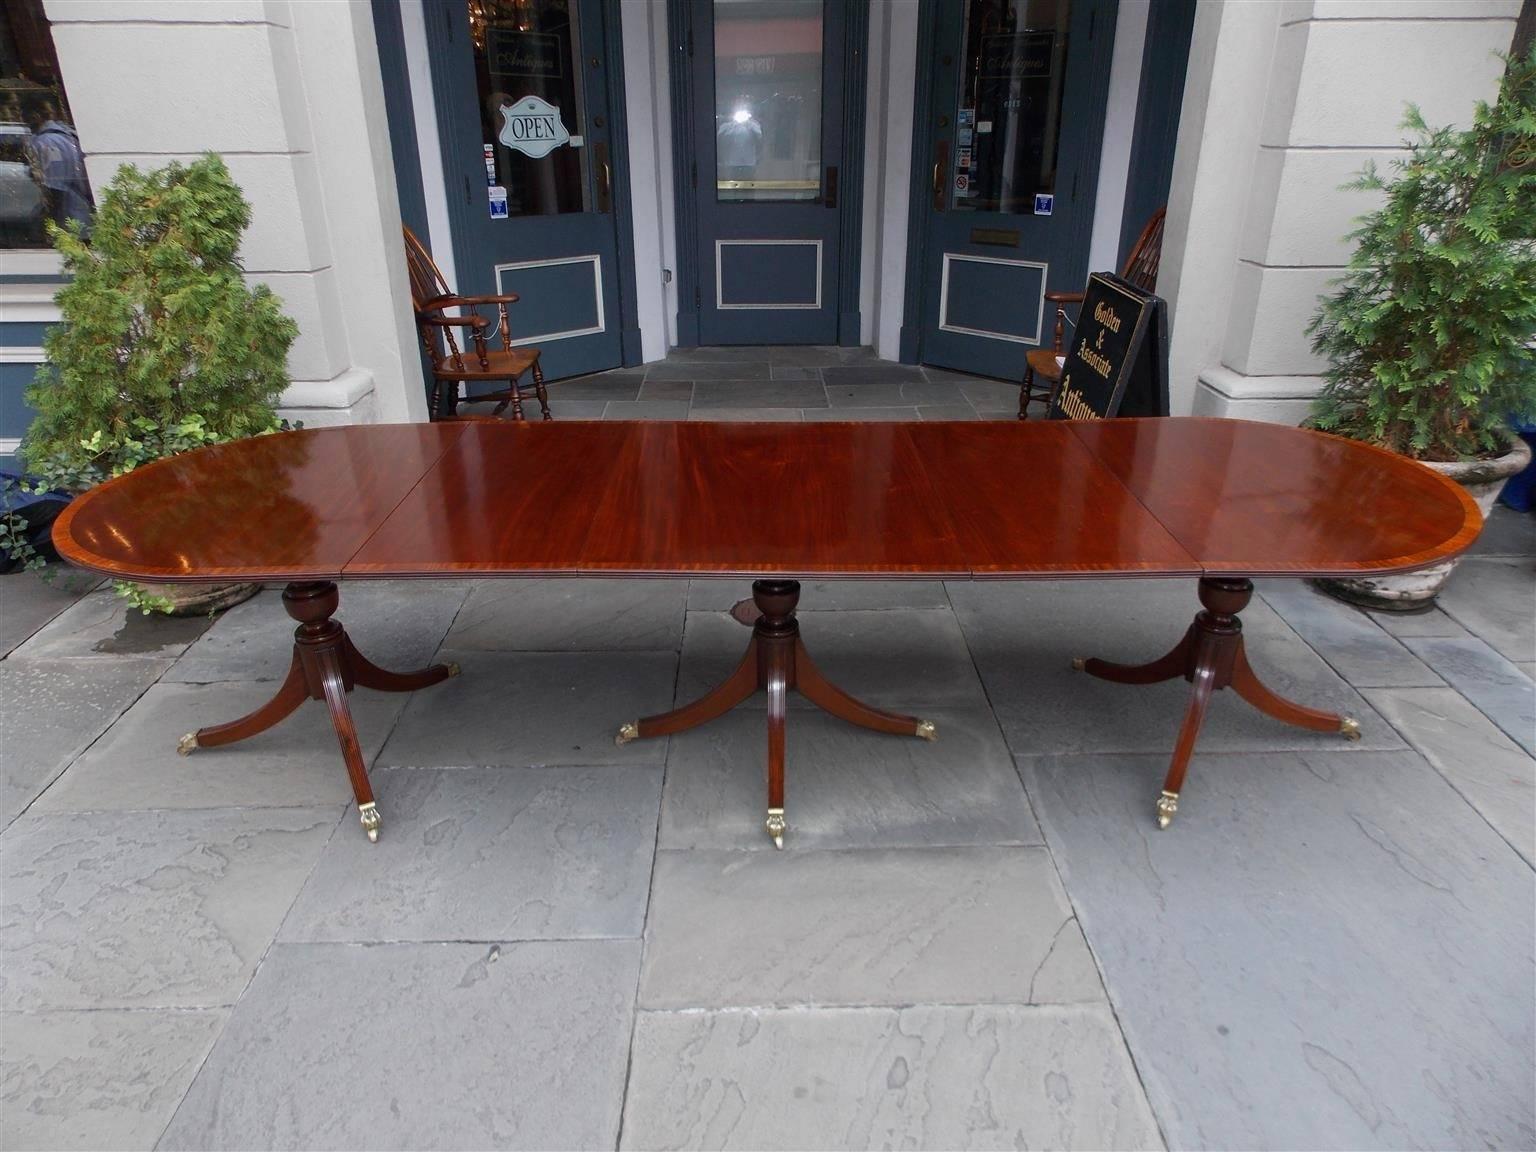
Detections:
[933, 140, 948, 212]
[595, 141, 611, 213]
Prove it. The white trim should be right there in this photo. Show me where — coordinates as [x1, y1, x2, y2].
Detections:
[937, 253, 1048, 345]
[1088, 0, 1150, 274]
[0, 251, 64, 278]
[0, 284, 62, 326]
[400, 0, 457, 292]
[0, 346, 45, 364]
[493, 254, 607, 345]
[714, 239, 823, 311]
[0, 438, 20, 455]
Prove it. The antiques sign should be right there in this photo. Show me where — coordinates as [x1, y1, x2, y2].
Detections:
[498, 94, 571, 159]
[1049, 274, 1169, 420]
[978, 31, 1054, 80]
[487, 30, 562, 78]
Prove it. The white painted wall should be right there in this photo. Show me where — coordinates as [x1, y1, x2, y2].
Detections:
[1086, 0, 1149, 276]
[401, 0, 458, 293]
[44, 0, 427, 424]
[1163, 0, 1519, 422]
[620, 0, 672, 362]
[871, 0, 920, 361]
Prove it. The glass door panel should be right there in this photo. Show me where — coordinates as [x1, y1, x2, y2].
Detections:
[713, 0, 823, 203]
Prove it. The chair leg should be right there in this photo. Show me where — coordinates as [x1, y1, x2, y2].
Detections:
[531, 359, 551, 421]
[1019, 368, 1034, 421]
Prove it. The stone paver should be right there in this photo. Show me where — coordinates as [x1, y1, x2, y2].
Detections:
[1399, 635, 1535, 755]
[280, 766, 661, 942]
[444, 577, 687, 651]
[1436, 556, 1536, 665]
[1, 362, 1531, 1150]
[32, 680, 407, 813]
[1020, 747, 1536, 1151]
[1363, 686, 1535, 865]
[0, 566, 99, 659]
[640, 847, 1101, 1009]
[1257, 579, 1442, 687]
[377, 648, 676, 768]
[0, 807, 337, 1010]
[621, 1005, 1163, 1151]
[0, 657, 169, 828]
[658, 706, 1039, 851]
[0, 1008, 225, 1152]
[158, 941, 640, 1151]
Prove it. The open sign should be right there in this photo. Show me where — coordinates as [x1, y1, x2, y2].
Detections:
[497, 95, 571, 159]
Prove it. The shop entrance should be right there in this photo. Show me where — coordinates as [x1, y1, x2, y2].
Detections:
[909, 0, 1116, 379]
[672, 0, 866, 346]
[424, 0, 630, 378]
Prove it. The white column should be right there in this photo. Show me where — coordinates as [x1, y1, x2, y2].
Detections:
[1162, 0, 1519, 422]
[45, 0, 429, 425]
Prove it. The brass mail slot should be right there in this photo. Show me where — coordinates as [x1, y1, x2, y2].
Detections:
[970, 227, 1021, 247]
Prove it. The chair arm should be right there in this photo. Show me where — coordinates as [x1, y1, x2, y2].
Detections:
[441, 293, 522, 307]
[1043, 290, 1085, 304]
[420, 313, 491, 329]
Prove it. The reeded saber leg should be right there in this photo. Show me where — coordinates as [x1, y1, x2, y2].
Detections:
[180, 651, 307, 754]
[794, 637, 935, 741]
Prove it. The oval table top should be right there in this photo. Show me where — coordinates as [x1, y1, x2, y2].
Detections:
[51, 418, 1482, 583]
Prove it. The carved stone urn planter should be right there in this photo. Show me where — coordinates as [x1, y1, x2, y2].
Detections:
[1313, 435, 1532, 611]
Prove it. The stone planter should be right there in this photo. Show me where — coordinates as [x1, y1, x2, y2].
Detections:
[1313, 436, 1532, 611]
[133, 580, 262, 616]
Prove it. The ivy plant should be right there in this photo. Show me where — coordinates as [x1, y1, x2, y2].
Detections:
[3, 154, 297, 608]
[1307, 47, 1536, 461]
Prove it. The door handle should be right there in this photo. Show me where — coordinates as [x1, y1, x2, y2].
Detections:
[594, 141, 611, 213]
[933, 140, 948, 212]
[824, 165, 838, 209]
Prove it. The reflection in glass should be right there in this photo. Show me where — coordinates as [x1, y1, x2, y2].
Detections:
[1, 0, 93, 248]
[468, 0, 589, 217]
[714, 0, 822, 202]
[951, 0, 1071, 213]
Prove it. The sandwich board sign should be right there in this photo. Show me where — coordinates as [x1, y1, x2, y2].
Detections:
[1048, 273, 1169, 420]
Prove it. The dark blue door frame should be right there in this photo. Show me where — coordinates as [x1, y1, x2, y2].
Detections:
[900, 0, 1119, 373]
[668, 0, 869, 347]
[414, 0, 643, 375]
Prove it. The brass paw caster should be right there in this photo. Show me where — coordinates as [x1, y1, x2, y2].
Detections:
[176, 733, 199, 756]
[359, 802, 382, 843]
[445, 662, 461, 677]
[615, 722, 639, 746]
[765, 807, 786, 850]
[915, 719, 937, 742]
[1071, 657, 1087, 671]
[1339, 716, 1361, 741]
[1155, 790, 1178, 830]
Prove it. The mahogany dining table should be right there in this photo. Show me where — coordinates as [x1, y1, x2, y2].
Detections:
[51, 418, 1480, 846]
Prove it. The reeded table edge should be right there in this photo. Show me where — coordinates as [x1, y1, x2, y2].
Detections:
[50, 419, 1485, 584]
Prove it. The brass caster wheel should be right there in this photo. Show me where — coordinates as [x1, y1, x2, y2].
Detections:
[765, 808, 786, 850]
[445, 662, 461, 678]
[1071, 657, 1087, 672]
[615, 722, 639, 746]
[176, 733, 199, 756]
[1339, 716, 1361, 741]
[359, 802, 382, 844]
[915, 719, 937, 742]
[1155, 790, 1178, 830]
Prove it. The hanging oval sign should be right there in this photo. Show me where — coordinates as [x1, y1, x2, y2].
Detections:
[498, 95, 571, 159]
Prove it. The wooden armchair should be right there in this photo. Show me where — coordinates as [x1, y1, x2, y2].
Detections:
[1019, 207, 1166, 419]
[402, 226, 551, 421]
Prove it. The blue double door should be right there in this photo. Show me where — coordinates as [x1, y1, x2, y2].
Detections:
[427, 0, 628, 378]
[683, 0, 852, 345]
[913, 0, 1116, 379]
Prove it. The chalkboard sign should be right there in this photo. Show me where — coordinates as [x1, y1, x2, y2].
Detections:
[1048, 273, 1169, 420]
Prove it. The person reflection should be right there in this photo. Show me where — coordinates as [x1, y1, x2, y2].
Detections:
[21, 90, 91, 237]
[718, 101, 762, 185]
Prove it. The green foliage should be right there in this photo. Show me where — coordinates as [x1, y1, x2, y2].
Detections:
[1308, 48, 1536, 460]
[20, 154, 296, 486]
[3, 154, 297, 585]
